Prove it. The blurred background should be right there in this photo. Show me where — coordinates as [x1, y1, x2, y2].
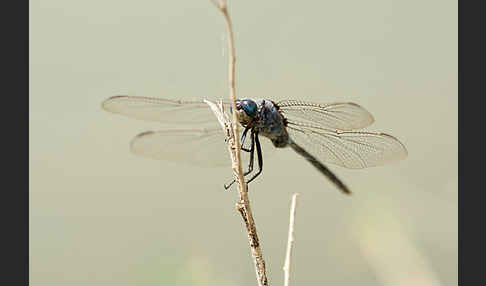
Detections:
[30, 0, 457, 285]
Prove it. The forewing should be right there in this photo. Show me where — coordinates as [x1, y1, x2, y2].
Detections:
[286, 121, 407, 169]
[102, 96, 231, 125]
[277, 100, 375, 131]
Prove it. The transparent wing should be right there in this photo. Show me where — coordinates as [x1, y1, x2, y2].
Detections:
[102, 95, 231, 125]
[130, 128, 231, 167]
[277, 100, 375, 131]
[286, 121, 407, 169]
[129, 127, 276, 167]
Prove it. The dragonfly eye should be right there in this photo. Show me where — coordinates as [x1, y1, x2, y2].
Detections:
[240, 99, 258, 118]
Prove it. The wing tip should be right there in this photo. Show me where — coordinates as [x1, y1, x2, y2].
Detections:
[379, 132, 409, 159]
[346, 102, 375, 127]
[129, 130, 159, 158]
[101, 95, 129, 112]
[129, 130, 155, 146]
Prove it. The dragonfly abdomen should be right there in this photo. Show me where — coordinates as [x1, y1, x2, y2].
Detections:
[288, 139, 351, 194]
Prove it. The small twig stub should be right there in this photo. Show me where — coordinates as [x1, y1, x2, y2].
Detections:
[283, 193, 300, 286]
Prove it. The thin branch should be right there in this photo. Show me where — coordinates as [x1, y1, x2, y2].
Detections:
[283, 193, 300, 286]
[207, 1, 269, 286]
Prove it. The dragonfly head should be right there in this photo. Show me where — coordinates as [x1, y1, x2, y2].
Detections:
[234, 98, 258, 126]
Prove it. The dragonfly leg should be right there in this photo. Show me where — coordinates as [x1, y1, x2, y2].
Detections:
[241, 127, 252, 152]
[244, 131, 255, 175]
[245, 132, 263, 185]
[224, 179, 236, 190]
[223, 131, 256, 190]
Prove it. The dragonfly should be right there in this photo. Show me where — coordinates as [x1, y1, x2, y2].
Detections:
[102, 96, 407, 194]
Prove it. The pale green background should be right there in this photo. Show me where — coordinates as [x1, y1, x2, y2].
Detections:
[30, 0, 457, 285]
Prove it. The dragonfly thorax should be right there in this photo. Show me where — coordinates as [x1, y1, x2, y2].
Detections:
[234, 98, 290, 147]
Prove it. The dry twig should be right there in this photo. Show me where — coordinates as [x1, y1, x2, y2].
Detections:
[207, 1, 268, 285]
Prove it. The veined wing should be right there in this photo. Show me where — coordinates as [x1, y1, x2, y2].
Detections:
[129, 127, 276, 167]
[130, 128, 231, 167]
[277, 100, 374, 131]
[286, 121, 407, 169]
[102, 95, 231, 125]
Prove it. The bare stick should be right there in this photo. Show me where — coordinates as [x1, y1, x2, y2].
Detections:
[208, 1, 269, 285]
[283, 193, 300, 286]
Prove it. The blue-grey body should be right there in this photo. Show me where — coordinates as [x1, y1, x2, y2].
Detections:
[248, 99, 289, 148]
[234, 98, 356, 193]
